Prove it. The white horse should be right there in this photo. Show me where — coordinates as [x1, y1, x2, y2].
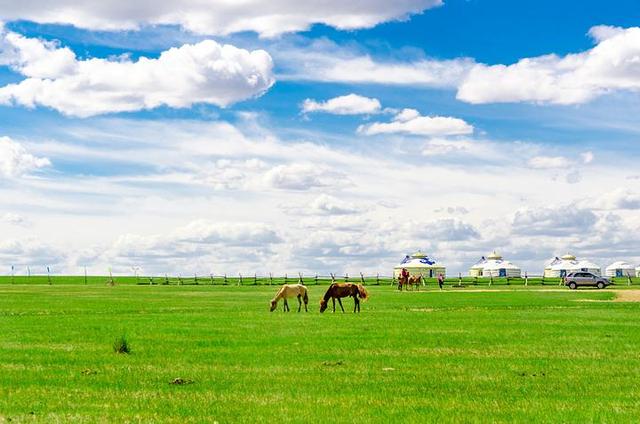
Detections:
[270, 284, 309, 312]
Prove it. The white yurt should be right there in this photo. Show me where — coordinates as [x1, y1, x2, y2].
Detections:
[605, 261, 636, 278]
[468, 251, 521, 278]
[544, 254, 601, 277]
[394, 251, 446, 278]
[636, 266, 640, 278]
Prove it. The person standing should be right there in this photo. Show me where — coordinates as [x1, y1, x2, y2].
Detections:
[437, 273, 444, 290]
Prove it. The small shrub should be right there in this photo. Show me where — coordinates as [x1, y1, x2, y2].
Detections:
[113, 335, 130, 354]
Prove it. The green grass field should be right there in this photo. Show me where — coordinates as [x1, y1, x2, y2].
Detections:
[2, 282, 640, 423]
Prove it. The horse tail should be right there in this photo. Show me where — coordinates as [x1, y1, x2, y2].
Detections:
[303, 287, 309, 304]
[357, 284, 369, 301]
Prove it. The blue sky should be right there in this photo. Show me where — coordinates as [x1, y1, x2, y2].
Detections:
[1, 1, 639, 276]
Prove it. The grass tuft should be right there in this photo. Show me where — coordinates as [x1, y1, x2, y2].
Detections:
[112, 335, 130, 354]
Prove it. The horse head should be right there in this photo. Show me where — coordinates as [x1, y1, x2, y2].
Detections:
[319, 299, 328, 313]
[269, 299, 278, 312]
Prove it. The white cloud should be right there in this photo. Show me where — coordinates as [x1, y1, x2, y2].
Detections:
[512, 206, 598, 236]
[301, 94, 381, 115]
[277, 39, 473, 86]
[0, 30, 274, 117]
[263, 163, 345, 191]
[358, 108, 473, 137]
[581, 151, 594, 164]
[310, 194, 360, 215]
[0, 0, 442, 37]
[596, 188, 640, 210]
[0, 136, 50, 177]
[1, 212, 27, 225]
[457, 26, 640, 105]
[527, 155, 570, 169]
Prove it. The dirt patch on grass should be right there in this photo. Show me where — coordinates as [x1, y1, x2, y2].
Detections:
[613, 290, 640, 302]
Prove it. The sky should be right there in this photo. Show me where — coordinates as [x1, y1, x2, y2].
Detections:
[1, 0, 640, 277]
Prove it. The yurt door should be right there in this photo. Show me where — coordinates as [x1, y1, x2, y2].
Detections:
[499, 268, 506, 277]
[616, 269, 623, 278]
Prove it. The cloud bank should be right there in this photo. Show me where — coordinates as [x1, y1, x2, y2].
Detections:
[0, 29, 274, 117]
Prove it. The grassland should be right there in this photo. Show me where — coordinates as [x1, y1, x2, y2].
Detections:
[2, 281, 640, 423]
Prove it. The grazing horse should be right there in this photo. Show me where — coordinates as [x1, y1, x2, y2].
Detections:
[319, 283, 369, 313]
[270, 284, 309, 312]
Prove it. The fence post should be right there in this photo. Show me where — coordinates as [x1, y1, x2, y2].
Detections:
[315, 274, 318, 285]
[149, 276, 154, 285]
[84, 266, 88, 285]
[376, 273, 380, 285]
[210, 274, 214, 285]
[165, 274, 169, 285]
[474, 276, 477, 285]
[254, 273, 258, 285]
[541, 275, 545, 285]
[178, 275, 183, 285]
[298, 272, 303, 284]
[47, 266, 52, 285]
[284, 274, 288, 284]
[238, 273, 242, 286]
[360, 272, 366, 285]
[506, 276, 510, 286]
[345, 273, 349, 283]
[27, 266, 31, 284]
[224, 274, 228, 285]
[489, 275, 493, 287]
[525, 272, 528, 287]
[269, 272, 273, 285]
[458, 272, 462, 287]
[194, 273, 198, 285]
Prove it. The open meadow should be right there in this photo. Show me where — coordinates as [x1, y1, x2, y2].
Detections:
[2, 281, 640, 423]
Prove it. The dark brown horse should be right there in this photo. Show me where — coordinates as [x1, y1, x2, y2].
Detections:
[320, 283, 369, 313]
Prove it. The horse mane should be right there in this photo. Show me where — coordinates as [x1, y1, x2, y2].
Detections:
[356, 284, 369, 301]
[322, 283, 336, 302]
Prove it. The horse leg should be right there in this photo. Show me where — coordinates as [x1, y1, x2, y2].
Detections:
[332, 298, 336, 313]
[337, 298, 345, 313]
[284, 298, 289, 312]
[354, 296, 358, 313]
[297, 294, 302, 312]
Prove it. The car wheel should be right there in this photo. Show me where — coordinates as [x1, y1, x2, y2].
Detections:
[568, 282, 577, 290]
[597, 281, 605, 289]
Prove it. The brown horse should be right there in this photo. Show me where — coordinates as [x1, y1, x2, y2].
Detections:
[398, 274, 422, 291]
[319, 283, 368, 313]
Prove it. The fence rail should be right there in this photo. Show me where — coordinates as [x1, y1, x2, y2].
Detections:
[1, 274, 639, 287]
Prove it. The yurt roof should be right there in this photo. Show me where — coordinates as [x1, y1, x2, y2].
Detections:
[577, 260, 600, 269]
[561, 253, 576, 260]
[606, 261, 634, 270]
[395, 252, 443, 269]
[472, 252, 520, 270]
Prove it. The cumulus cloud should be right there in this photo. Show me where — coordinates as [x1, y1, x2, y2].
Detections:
[358, 108, 473, 137]
[310, 194, 360, 215]
[399, 218, 480, 241]
[1, 212, 27, 225]
[0, 0, 442, 37]
[0, 29, 274, 117]
[512, 206, 598, 236]
[596, 188, 640, 210]
[263, 163, 345, 191]
[0, 136, 50, 177]
[0, 238, 66, 266]
[301, 94, 381, 115]
[457, 26, 640, 105]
